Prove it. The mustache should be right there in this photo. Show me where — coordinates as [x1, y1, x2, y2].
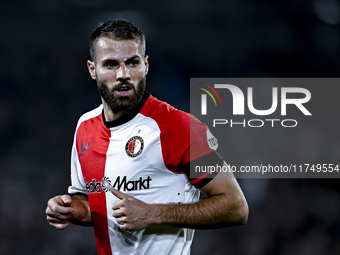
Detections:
[112, 80, 134, 90]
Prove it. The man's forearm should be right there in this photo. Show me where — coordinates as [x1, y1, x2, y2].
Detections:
[150, 192, 248, 229]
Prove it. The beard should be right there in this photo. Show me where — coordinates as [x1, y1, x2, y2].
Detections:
[97, 77, 146, 113]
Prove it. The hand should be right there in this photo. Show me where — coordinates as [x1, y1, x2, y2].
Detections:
[46, 195, 74, 230]
[111, 187, 155, 231]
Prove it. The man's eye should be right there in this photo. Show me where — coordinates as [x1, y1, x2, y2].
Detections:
[129, 60, 139, 66]
[105, 61, 117, 68]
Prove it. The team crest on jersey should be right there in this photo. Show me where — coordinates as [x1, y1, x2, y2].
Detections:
[125, 136, 144, 158]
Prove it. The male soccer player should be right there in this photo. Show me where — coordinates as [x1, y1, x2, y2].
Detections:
[46, 19, 248, 255]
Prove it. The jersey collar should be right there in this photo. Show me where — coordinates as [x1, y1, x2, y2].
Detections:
[102, 91, 150, 128]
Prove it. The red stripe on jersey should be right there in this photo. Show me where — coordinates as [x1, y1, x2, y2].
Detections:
[140, 95, 214, 174]
[76, 114, 112, 255]
[190, 171, 211, 185]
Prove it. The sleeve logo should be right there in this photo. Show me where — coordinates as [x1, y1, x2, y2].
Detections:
[206, 129, 218, 150]
[125, 136, 144, 158]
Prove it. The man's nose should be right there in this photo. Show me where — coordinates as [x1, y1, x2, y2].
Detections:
[116, 64, 130, 80]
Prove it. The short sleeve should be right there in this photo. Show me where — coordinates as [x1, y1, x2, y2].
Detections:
[184, 114, 218, 164]
[67, 127, 87, 195]
[179, 114, 223, 188]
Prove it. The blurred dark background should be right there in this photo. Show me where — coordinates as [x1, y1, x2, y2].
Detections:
[1, 0, 340, 254]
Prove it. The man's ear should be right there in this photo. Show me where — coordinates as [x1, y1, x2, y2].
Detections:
[87, 60, 96, 80]
[144, 55, 149, 75]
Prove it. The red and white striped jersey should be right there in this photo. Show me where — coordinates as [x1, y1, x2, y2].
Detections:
[68, 92, 218, 255]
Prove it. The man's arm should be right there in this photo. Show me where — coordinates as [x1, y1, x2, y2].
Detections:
[111, 162, 248, 231]
[46, 194, 92, 230]
[155, 163, 248, 229]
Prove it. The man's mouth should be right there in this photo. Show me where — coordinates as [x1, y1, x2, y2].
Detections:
[117, 86, 131, 92]
[115, 85, 133, 96]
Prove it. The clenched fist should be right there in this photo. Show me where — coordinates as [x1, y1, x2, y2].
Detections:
[46, 195, 74, 230]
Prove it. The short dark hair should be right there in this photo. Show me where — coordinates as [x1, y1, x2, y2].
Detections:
[89, 19, 146, 62]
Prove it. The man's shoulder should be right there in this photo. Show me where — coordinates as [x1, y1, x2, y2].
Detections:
[141, 94, 190, 122]
[141, 94, 206, 134]
[76, 105, 103, 128]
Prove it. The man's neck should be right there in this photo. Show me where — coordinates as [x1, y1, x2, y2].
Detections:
[102, 101, 131, 122]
